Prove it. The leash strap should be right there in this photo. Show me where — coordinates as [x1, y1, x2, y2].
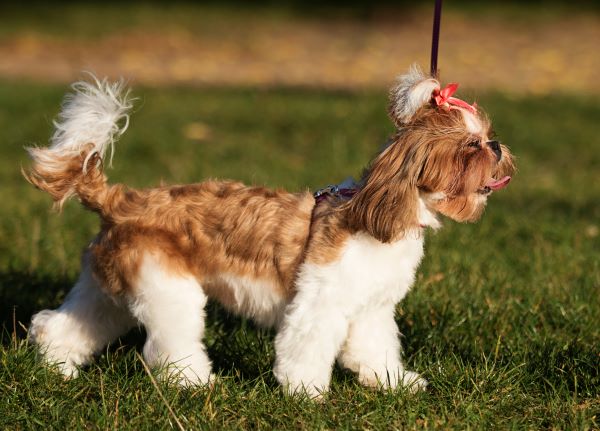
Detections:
[430, 0, 443, 78]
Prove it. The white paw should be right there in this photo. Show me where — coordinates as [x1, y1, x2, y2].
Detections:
[29, 309, 56, 344]
[178, 370, 216, 388]
[30, 310, 82, 378]
[55, 359, 80, 379]
[282, 382, 327, 400]
[401, 370, 428, 393]
[159, 363, 215, 388]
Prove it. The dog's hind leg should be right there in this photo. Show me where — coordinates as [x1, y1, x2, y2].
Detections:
[30, 256, 136, 377]
[337, 304, 427, 392]
[127, 253, 213, 387]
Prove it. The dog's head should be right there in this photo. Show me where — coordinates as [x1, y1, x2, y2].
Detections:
[343, 65, 515, 243]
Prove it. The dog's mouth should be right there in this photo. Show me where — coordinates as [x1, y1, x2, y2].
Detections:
[477, 176, 511, 194]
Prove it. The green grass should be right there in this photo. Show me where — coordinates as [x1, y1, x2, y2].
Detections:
[0, 80, 598, 429]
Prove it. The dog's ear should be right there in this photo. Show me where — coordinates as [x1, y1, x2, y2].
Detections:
[342, 139, 426, 243]
[389, 65, 439, 127]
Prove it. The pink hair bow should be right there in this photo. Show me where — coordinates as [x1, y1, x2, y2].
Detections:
[433, 83, 477, 114]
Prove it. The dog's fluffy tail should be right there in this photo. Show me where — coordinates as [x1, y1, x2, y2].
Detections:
[24, 75, 132, 213]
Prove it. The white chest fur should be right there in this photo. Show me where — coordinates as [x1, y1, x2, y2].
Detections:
[295, 231, 425, 316]
[341, 232, 425, 305]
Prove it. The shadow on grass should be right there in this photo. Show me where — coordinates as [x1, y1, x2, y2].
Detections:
[204, 301, 279, 384]
[0, 269, 71, 340]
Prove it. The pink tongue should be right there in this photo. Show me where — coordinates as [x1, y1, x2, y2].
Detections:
[487, 176, 511, 191]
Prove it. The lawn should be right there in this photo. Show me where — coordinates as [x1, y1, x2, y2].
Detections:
[0, 80, 598, 429]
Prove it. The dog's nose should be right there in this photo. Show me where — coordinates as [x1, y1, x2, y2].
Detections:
[487, 140, 502, 161]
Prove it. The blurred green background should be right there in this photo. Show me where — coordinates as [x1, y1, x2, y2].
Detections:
[0, 2, 598, 429]
[0, 1, 598, 93]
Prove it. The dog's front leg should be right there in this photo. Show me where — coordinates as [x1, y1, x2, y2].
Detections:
[273, 280, 349, 398]
[337, 304, 427, 392]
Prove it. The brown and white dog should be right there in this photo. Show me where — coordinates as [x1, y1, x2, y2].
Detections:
[25, 66, 514, 397]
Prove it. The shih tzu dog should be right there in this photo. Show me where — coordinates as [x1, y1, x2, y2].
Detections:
[25, 66, 514, 397]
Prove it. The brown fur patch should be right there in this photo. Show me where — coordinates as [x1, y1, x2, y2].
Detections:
[88, 181, 315, 299]
[303, 203, 351, 265]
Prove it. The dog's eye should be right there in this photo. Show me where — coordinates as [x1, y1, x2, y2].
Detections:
[467, 140, 481, 149]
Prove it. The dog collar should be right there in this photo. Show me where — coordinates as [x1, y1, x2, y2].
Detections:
[313, 184, 358, 204]
[314, 184, 429, 230]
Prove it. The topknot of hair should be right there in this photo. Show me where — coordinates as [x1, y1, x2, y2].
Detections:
[388, 65, 440, 126]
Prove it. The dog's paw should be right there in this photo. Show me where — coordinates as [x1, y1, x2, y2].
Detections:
[282, 383, 327, 401]
[29, 309, 56, 344]
[29, 310, 83, 378]
[163, 367, 216, 388]
[401, 370, 428, 393]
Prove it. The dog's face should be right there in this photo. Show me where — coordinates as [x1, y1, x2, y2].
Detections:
[388, 67, 515, 224]
[343, 66, 515, 243]
[410, 106, 515, 222]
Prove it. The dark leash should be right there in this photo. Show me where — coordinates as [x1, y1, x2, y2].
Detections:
[430, 0, 443, 79]
[313, 1, 444, 202]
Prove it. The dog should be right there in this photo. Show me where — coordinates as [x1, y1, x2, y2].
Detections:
[25, 66, 514, 397]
